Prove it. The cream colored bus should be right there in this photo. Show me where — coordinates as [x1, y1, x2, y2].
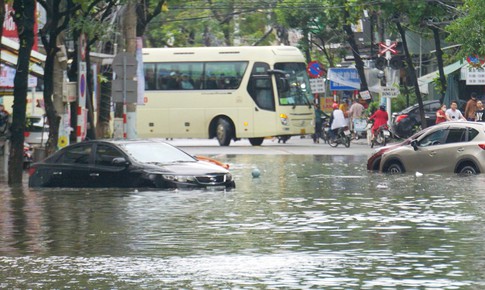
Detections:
[140, 46, 315, 146]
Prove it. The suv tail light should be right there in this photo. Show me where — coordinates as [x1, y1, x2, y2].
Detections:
[27, 166, 37, 176]
[479, 144, 485, 150]
[395, 114, 408, 123]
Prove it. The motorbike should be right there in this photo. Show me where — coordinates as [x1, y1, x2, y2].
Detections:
[391, 114, 420, 139]
[329, 126, 351, 148]
[371, 124, 391, 148]
[319, 113, 331, 144]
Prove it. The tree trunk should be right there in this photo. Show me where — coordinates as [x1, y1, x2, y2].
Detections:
[96, 69, 112, 138]
[96, 41, 113, 138]
[43, 49, 62, 156]
[431, 26, 447, 104]
[395, 20, 427, 129]
[9, 0, 35, 185]
[342, 10, 369, 96]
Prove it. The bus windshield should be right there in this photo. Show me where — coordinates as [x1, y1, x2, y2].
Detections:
[274, 63, 312, 106]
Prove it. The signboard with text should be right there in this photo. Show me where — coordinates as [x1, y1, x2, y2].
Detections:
[466, 67, 485, 85]
[381, 87, 399, 98]
[309, 78, 325, 93]
[328, 68, 360, 91]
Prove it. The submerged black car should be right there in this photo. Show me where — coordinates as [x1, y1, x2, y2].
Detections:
[28, 139, 235, 189]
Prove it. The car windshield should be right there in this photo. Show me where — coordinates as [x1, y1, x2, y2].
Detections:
[123, 142, 196, 163]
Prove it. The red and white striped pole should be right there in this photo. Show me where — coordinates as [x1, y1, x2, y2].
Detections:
[77, 33, 87, 143]
[76, 106, 82, 142]
[123, 102, 127, 139]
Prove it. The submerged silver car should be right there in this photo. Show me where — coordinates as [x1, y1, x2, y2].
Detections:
[378, 121, 485, 174]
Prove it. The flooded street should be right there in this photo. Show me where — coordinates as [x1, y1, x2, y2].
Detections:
[1, 153, 485, 288]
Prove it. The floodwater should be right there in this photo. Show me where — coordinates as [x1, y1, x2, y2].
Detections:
[1, 154, 485, 289]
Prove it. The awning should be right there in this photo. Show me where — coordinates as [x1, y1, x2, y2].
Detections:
[418, 60, 465, 94]
[0, 36, 45, 77]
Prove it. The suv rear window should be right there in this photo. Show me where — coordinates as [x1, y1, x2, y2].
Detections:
[468, 128, 479, 141]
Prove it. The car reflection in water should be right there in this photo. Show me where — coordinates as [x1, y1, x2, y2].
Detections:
[368, 121, 485, 175]
[28, 139, 235, 189]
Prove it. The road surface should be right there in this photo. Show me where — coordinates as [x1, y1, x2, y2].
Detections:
[165, 136, 377, 156]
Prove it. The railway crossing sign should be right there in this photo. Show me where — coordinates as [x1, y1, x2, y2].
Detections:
[378, 41, 398, 57]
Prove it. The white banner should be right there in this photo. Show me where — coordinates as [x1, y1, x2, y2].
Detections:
[466, 67, 485, 85]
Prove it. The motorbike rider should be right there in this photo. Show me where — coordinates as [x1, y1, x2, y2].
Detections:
[312, 101, 324, 143]
[369, 105, 388, 141]
[329, 102, 347, 140]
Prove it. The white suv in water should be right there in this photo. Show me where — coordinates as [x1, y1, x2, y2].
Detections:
[376, 121, 485, 175]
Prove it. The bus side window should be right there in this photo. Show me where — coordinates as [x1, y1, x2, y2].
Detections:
[144, 64, 156, 90]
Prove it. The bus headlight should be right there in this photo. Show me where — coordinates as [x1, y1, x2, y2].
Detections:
[280, 113, 288, 125]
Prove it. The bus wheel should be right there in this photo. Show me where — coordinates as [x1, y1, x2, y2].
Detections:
[249, 137, 264, 146]
[216, 118, 233, 146]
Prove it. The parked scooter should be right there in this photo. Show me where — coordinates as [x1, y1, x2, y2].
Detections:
[391, 114, 420, 139]
[371, 124, 391, 148]
[329, 126, 351, 148]
[319, 112, 331, 144]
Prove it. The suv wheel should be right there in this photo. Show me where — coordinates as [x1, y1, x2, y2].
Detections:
[385, 161, 404, 174]
[458, 164, 479, 175]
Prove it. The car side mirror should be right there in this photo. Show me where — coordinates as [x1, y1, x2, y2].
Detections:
[410, 139, 419, 151]
[112, 157, 129, 166]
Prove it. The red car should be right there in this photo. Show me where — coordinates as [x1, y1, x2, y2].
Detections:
[367, 127, 432, 171]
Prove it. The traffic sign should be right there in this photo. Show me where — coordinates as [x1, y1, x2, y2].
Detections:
[309, 78, 325, 93]
[112, 52, 137, 78]
[307, 61, 325, 78]
[378, 42, 398, 56]
[381, 87, 399, 98]
[112, 79, 138, 103]
[79, 33, 87, 61]
[359, 90, 371, 100]
[78, 62, 87, 108]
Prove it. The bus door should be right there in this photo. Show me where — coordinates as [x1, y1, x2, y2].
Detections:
[247, 63, 277, 137]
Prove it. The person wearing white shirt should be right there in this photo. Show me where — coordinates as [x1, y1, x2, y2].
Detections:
[329, 102, 347, 139]
[445, 101, 466, 121]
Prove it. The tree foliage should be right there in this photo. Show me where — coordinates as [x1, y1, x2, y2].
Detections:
[446, 0, 483, 58]
[144, 0, 278, 47]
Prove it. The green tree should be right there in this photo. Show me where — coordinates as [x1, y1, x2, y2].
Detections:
[446, 0, 483, 58]
[144, 1, 279, 48]
[275, 0, 344, 66]
[38, 0, 78, 156]
[375, 0, 462, 128]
